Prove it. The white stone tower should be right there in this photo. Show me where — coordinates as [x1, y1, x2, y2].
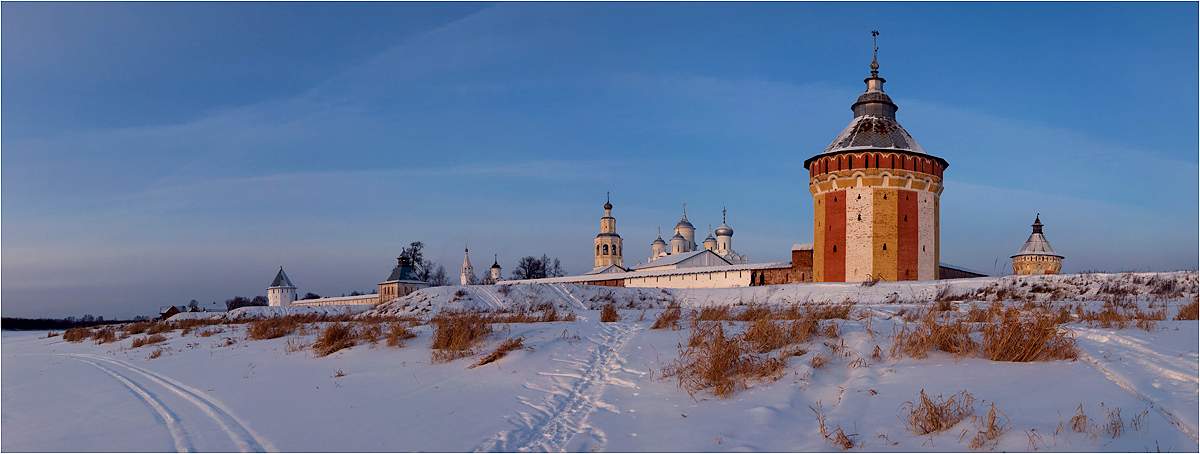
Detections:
[715, 207, 734, 256]
[460, 247, 475, 285]
[267, 266, 297, 307]
[593, 193, 624, 270]
[489, 255, 502, 283]
[649, 227, 667, 262]
[703, 225, 717, 251]
[673, 203, 696, 252]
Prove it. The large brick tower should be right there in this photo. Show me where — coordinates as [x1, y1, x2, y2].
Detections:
[805, 32, 948, 283]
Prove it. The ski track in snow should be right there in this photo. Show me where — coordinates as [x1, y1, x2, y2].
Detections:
[61, 353, 277, 453]
[475, 322, 641, 452]
[1071, 328, 1199, 443]
[550, 284, 589, 312]
[70, 357, 193, 453]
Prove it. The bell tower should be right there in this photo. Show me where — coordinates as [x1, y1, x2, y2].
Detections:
[593, 193, 624, 269]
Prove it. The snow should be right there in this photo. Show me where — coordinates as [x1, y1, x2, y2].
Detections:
[3, 271, 1197, 452]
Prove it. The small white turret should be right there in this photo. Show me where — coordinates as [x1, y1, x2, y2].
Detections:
[460, 247, 475, 285]
[715, 207, 734, 255]
[703, 224, 717, 251]
[489, 255, 502, 283]
[267, 266, 297, 307]
[649, 227, 667, 262]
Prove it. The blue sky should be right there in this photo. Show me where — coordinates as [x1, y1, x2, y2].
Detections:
[3, 2, 1197, 318]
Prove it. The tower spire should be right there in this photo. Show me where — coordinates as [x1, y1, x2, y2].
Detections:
[722, 206, 727, 224]
[870, 30, 880, 76]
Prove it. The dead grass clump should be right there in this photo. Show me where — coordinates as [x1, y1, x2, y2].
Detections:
[63, 326, 91, 341]
[1070, 404, 1088, 433]
[810, 354, 828, 369]
[148, 348, 163, 359]
[357, 323, 383, 344]
[811, 402, 855, 450]
[430, 313, 493, 362]
[473, 337, 524, 367]
[788, 318, 819, 344]
[123, 321, 154, 335]
[968, 403, 1008, 450]
[697, 306, 732, 321]
[93, 327, 118, 344]
[247, 317, 300, 340]
[46, 331, 60, 338]
[821, 321, 840, 338]
[890, 315, 976, 359]
[313, 323, 357, 357]
[1175, 299, 1198, 320]
[131, 334, 167, 348]
[902, 389, 975, 435]
[1104, 407, 1123, 439]
[386, 322, 416, 347]
[197, 328, 223, 337]
[742, 318, 788, 353]
[981, 315, 1077, 362]
[600, 303, 620, 322]
[734, 305, 773, 321]
[663, 322, 784, 398]
[651, 305, 682, 330]
[933, 299, 955, 312]
[146, 322, 173, 335]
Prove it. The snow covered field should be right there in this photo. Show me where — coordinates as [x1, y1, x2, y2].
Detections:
[3, 272, 1197, 452]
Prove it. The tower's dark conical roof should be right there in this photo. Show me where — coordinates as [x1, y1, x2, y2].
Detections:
[269, 267, 295, 288]
[806, 33, 947, 169]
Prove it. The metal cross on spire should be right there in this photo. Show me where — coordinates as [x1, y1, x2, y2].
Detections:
[722, 206, 728, 224]
[870, 30, 880, 75]
[682, 202, 688, 220]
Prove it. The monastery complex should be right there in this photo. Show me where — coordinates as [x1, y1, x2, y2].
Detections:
[264, 35, 1065, 307]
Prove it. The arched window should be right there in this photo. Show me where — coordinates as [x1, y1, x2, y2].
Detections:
[882, 243, 888, 251]
[603, 244, 609, 255]
[596, 245, 601, 255]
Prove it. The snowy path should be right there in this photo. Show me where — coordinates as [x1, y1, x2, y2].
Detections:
[476, 322, 642, 452]
[69, 356, 194, 452]
[1072, 326, 1199, 443]
[62, 353, 277, 453]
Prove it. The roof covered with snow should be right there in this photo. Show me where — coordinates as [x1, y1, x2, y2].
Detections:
[1013, 232, 1061, 258]
[632, 249, 731, 270]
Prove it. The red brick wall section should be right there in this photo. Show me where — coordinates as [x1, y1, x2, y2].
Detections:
[824, 190, 847, 282]
[898, 189, 919, 280]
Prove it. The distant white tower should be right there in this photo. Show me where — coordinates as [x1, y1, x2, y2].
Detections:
[715, 207, 734, 256]
[673, 203, 696, 252]
[267, 266, 297, 307]
[649, 227, 668, 262]
[489, 255, 502, 283]
[593, 193, 624, 270]
[460, 247, 475, 285]
[703, 224, 718, 251]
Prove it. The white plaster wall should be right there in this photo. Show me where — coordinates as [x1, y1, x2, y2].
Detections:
[267, 287, 296, 307]
[845, 185, 874, 282]
[918, 190, 937, 280]
[624, 270, 752, 289]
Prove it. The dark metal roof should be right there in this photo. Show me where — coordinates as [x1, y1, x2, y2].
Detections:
[383, 256, 425, 283]
[269, 267, 295, 288]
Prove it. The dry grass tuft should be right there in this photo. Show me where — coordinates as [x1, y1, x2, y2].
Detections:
[650, 305, 682, 330]
[890, 314, 976, 359]
[357, 323, 383, 344]
[981, 314, 1077, 362]
[123, 321, 154, 335]
[61, 327, 89, 342]
[1176, 299, 1199, 320]
[696, 306, 732, 321]
[871, 345, 883, 361]
[742, 318, 788, 353]
[821, 321, 840, 338]
[810, 354, 828, 369]
[663, 322, 785, 398]
[46, 331, 60, 338]
[902, 389, 975, 435]
[599, 304, 620, 322]
[197, 328, 223, 337]
[247, 317, 300, 340]
[146, 322, 174, 335]
[386, 322, 417, 347]
[131, 334, 167, 348]
[430, 313, 493, 362]
[1070, 404, 1088, 433]
[93, 327, 118, 344]
[313, 323, 356, 357]
[811, 402, 855, 450]
[968, 403, 1007, 450]
[473, 337, 524, 367]
[1104, 407, 1123, 439]
[148, 348, 163, 360]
